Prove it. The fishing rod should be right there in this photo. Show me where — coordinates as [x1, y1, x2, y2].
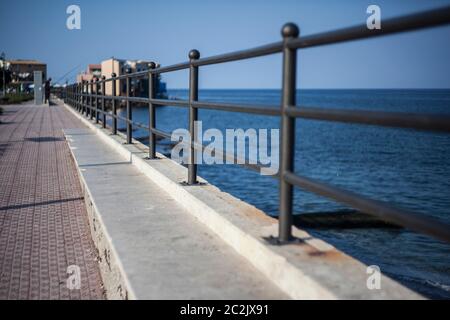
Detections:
[53, 63, 83, 85]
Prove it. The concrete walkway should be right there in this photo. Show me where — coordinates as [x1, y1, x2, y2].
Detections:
[0, 102, 104, 299]
[65, 126, 287, 299]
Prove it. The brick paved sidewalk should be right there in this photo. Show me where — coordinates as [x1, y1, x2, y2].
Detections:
[0, 102, 104, 299]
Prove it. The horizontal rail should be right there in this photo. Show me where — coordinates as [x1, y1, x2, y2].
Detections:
[113, 70, 149, 81]
[79, 96, 281, 116]
[175, 138, 277, 176]
[150, 128, 172, 140]
[192, 101, 280, 116]
[289, 6, 450, 49]
[126, 96, 149, 104]
[80, 94, 189, 107]
[284, 171, 450, 243]
[192, 42, 283, 67]
[287, 107, 450, 132]
[152, 98, 188, 107]
[117, 116, 149, 130]
[153, 62, 191, 74]
[79, 61, 190, 84]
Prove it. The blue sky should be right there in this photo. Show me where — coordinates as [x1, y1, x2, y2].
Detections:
[1, 0, 450, 88]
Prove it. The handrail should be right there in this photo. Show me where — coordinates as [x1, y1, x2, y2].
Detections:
[284, 172, 450, 243]
[286, 106, 450, 132]
[57, 5, 450, 244]
[289, 6, 450, 49]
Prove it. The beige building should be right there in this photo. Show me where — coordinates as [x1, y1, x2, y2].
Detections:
[76, 64, 101, 83]
[101, 58, 155, 96]
[101, 58, 123, 96]
[8, 60, 47, 90]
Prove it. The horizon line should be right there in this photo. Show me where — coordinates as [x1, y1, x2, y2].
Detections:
[166, 88, 450, 90]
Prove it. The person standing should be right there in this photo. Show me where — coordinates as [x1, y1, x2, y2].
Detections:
[44, 78, 51, 105]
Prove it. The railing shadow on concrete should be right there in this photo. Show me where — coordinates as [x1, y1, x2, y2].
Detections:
[0, 197, 84, 211]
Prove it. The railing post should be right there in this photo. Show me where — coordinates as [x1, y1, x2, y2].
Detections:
[126, 71, 132, 144]
[79, 82, 82, 113]
[76, 83, 79, 111]
[75, 84, 77, 110]
[148, 62, 156, 158]
[101, 76, 106, 128]
[74, 84, 77, 110]
[90, 80, 93, 118]
[90, 79, 95, 120]
[95, 77, 99, 123]
[77, 82, 83, 112]
[111, 73, 117, 135]
[85, 81, 89, 116]
[83, 81, 87, 115]
[77, 83, 81, 111]
[188, 49, 200, 185]
[79, 83, 82, 111]
[84, 82, 87, 115]
[80, 80, 86, 115]
[279, 23, 299, 243]
[81, 83, 83, 113]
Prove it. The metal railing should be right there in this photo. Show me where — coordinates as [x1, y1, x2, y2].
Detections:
[57, 6, 450, 244]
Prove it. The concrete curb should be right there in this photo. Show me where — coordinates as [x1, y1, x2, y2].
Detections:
[66, 131, 137, 300]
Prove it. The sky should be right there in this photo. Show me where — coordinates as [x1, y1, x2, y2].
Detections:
[1, 0, 450, 89]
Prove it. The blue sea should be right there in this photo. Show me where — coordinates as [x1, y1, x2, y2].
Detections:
[114, 89, 450, 299]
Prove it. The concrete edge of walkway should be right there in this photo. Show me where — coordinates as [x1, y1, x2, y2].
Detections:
[60, 100, 424, 300]
[68, 150, 137, 300]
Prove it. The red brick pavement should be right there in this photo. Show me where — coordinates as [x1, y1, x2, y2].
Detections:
[0, 102, 104, 299]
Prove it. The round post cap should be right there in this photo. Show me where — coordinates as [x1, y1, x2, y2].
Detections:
[189, 49, 200, 60]
[281, 23, 299, 38]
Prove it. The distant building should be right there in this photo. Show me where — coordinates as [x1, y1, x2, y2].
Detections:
[101, 58, 126, 96]
[8, 60, 47, 92]
[76, 64, 101, 83]
[101, 58, 166, 98]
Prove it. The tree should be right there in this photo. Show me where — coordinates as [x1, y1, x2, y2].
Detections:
[0, 69, 12, 91]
